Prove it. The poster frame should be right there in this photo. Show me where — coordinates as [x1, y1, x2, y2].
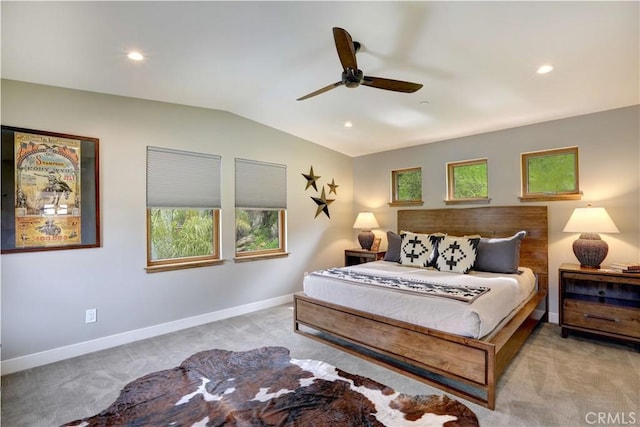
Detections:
[1, 125, 100, 253]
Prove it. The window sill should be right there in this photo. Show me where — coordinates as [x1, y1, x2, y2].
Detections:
[519, 194, 582, 202]
[233, 252, 290, 263]
[444, 198, 491, 205]
[145, 259, 225, 273]
[388, 200, 424, 207]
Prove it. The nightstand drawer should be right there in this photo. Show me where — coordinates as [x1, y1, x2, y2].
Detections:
[563, 299, 640, 339]
[344, 249, 386, 266]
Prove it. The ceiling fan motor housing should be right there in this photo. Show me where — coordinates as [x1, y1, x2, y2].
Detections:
[342, 68, 364, 88]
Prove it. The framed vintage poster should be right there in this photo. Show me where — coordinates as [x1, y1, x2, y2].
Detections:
[1, 126, 100, 253]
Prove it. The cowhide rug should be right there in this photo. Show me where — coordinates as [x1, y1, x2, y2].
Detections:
[62, 346, 479, 427]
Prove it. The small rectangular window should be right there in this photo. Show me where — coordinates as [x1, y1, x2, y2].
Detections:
[446, 159, 489, 204]
[389, 167, 423, 206]
[521, 147, 580, 201]
[447, 159, 489, 200]
[235, 158, 287, 260]
[146, 146, 222, 272]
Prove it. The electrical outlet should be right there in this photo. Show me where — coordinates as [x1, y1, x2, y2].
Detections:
[85, 308, 97, 324]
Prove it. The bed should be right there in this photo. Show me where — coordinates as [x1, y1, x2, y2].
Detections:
[294, 206, 548, 409]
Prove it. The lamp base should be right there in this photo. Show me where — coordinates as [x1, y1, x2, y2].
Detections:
[358, 230, 374, 250]
[573, 232, 608, 269]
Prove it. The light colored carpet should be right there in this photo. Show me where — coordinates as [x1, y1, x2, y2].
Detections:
[2, 304, 638, 426]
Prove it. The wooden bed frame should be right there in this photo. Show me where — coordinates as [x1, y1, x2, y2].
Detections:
[294, 206, 548, 409]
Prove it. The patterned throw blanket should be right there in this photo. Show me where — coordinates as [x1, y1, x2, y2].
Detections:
[313, 268, 490, 303]
[62, 347, 479, 427]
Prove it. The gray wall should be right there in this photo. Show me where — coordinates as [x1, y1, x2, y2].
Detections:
[353, 105, 640, 322]
[1, 80, 354, 367]
[2, 79, 638, 371]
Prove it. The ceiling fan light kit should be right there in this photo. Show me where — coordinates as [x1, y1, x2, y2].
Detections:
[297, 27, 423, 101]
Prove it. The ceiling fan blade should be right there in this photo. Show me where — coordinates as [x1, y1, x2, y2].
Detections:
[297, 81, 344, 101]
[333, 27, 357, 71]
[362, 76, 423, 93]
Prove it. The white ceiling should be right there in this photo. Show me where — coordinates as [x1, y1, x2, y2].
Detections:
[2, 1, 638, 157]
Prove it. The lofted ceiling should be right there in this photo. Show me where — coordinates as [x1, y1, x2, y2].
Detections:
[2, 1, 638, 157]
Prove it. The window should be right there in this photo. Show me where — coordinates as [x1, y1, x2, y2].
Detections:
[235, 158, 287, 260]
[146, 147, 222, 272]
[389, 167, 423, 206]
[446, 158, 490, 204]
[521, 147, 580, 201]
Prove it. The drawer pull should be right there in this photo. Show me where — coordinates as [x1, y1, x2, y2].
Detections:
[583, 313, 619, 322]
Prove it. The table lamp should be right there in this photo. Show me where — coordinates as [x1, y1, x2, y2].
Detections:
[563, 205, 619, 269]
[353, 212, 379, 250]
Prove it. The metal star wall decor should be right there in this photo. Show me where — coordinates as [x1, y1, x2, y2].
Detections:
[327, 178, 339, 195]
[311, 187, 335, 218]
[302, 165, 339, 219]
[302, 166, 320, 191]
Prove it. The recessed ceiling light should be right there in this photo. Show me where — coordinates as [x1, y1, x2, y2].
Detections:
[344, 121, 353, 128]
[127, 51, 144, 61]
[537, 64, 553, 74]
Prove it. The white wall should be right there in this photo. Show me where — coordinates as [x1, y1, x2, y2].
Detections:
[1, 80, 354, 370]
[353, 105, 640, 322]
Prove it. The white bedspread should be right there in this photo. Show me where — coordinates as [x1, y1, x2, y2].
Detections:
[303, 261, 536, 339]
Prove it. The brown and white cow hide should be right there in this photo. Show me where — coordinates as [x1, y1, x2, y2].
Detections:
[62, 346, 479, 427]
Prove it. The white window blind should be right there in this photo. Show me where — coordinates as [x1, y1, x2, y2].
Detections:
[235, 158, 286, 209]
[147, 146, 221, 208]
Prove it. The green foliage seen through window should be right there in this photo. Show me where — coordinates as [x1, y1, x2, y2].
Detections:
[452, 162, 488, 199]
[394, 169, 422, 202]
[236, 209, 280, 253]
[149, 208, 214, 261]
[527, 152, 577, 193]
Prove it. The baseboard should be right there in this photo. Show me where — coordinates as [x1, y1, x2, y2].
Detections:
[533, 309, 559, 324]
[1, 294, 294, 375]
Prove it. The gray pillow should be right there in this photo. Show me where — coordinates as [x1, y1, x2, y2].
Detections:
[383, 231, 402, 262]
[474, 231, 526, 274]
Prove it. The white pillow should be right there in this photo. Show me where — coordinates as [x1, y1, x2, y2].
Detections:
[434, 235, 480, 274]
[399, 232, 443, 268]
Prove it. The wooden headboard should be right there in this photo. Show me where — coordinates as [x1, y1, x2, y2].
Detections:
[398, 206, 549, 292]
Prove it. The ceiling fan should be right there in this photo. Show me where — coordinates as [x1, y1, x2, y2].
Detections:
[297, 27, 423, 101]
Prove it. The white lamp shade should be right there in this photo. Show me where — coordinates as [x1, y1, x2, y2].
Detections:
[563, 207, 619, 233]
[353, 212, 379, 230]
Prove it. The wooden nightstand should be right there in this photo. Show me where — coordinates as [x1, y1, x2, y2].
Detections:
[558, 263, 640, 345]
[344, 248, 386, 266]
